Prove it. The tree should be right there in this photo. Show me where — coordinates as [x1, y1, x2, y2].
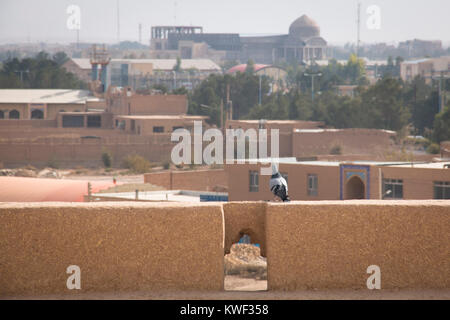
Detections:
[245, 59, 255, 74]
[432, 106, 450, 143]
[344, 54, 366, 84]
[172, 86, 188, 95]
[0, 52, 87, 89]
[52, 52, 69, 66]
[360, 77, 410, 131]
[173, 56, 182, 72]
[403, 76, 438, 135]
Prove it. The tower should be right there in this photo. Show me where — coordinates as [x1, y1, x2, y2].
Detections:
[117, 0, 120, 43]
[356, 2, 361, 57]
[90, 44, 111, 93]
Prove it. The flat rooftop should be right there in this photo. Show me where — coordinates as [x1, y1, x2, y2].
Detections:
[244, 158, 450, 169]
[294, 128, 396, 134]
[0, 89, 101, 104]
[115, 115, 208, 120]
[92, 190, 228, 202]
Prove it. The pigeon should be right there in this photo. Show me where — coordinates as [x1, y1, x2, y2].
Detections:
[269, 163, 290, 202]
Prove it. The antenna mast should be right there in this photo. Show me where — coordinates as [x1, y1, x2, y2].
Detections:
[357, 2, 361, 57]
[117, 0, 120, 43]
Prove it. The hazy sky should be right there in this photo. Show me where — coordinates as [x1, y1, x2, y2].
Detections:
[0, 0, 449, 46]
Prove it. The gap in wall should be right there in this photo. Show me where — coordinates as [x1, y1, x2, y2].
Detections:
[224, 233, 268, 291]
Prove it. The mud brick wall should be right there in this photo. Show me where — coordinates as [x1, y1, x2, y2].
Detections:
[266, 200, 450, 290]
[144, 169, 228, 191]
[0, 202, 224, 297]
[223, 202, 267, 257]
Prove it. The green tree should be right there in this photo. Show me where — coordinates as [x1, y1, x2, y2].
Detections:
[52, 52, 69, 66]
[403, 76, 438, 135]
[0, 52, 87, 89]
[360, 76, 410, 131]
[344, 54, 366, 84]
[245, 59, 255, 74]
[433, 106, 450, 143]
[173, 56, 182, 72]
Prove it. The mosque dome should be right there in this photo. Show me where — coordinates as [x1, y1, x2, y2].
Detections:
[289, 15, 320, 39]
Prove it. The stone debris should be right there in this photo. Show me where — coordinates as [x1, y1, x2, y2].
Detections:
[0, 168, 61, 178]
[14, 169, 37, 177]
[37, 168, 61, 179]
[0, 169, 15, 176]
[224, 244, 267, 280]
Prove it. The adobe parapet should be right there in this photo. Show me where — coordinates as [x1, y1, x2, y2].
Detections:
[0, 201, 449, 297]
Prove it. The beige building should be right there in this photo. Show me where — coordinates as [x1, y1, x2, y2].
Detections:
[400, 56, 450, 82]
[224, 120, 395, 158]
[61, 58, 92, 83]
[114, 115, 208, 136]
[62, 57, 222, 91]
[226, 64, 289, 92]
[106, 87, 188, 116]
[226, 158, 450, 201]
[0, 89, 102, 120]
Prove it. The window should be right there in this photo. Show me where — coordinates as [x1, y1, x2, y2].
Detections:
[0, 110, 4, 119]
[153, 126, 164, 133]
[307, 174, 318, 196]
[87, 115, 101, 128]
[249, 171, 259, 192]
[434, 181, 450, 199]
[9, 110, 20, 119]
[383, 179, 403, 199]
[31, 109, 44, 119]
[62, 115, 84, 128]
[117, 120, 125, 130]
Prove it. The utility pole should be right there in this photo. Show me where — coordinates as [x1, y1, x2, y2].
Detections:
[226, 83, 233, 121]
[172, 71, 176, 90]
[117, 0, 120, 43]
[430, 70, 450, 114]
[138, 23, 142, 44]
[304, 72, 322, 104]
[258, 75, 262, 105]
[356, 2, 361, 57]
[220, 100, 224, 133]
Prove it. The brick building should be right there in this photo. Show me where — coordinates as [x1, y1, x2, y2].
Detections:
[226, 159, 450, 201]
[0, 89, 102, 121]
[0, 88, 209, 167]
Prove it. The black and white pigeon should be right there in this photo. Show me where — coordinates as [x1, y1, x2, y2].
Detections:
[269, 163, 290, 202]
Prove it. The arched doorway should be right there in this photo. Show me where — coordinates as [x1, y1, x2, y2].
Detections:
[9, 110, 20, 119]
[31, 109, 44, 119]
[344, 176, 365, 199]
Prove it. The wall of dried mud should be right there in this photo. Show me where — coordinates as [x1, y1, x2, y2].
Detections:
[0, 200, 449, 296]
